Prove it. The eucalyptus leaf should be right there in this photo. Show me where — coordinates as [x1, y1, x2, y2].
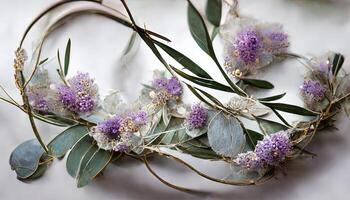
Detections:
[261, 102, 318, 116]
[153, 39, 212, 79]
[9, 139, 45, 179]
[26, 163, 48, 180]
[242, 78, 274, 89]
[208, 112, 245, 157]
[206, 0, 222, 27]
[256, 117, 289, 135]
[66, 135, 94, 178]
[48, 125, 89, 158]
[77, 149, 113, 187]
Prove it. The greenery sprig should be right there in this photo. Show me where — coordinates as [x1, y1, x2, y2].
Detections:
[1, 0, 350, 193]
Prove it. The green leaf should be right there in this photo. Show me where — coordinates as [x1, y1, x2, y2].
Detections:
[176, 143, 220, 160]
[245, 129, 264, 149]
[208, 112, 245, 157]
[39, 58, 49, 66]
[27, 163, 48, 180]
[206, 0, 222, 27]
[9, 139, 45, 179]
[242, 78, 274, 89]
[256, 117, 289, 135]
[161, 117, 189, 145]
[48, 125, 89, 158]
[187, 0, 214, 56]
[77, 149, 113, 187]
[193, 87, 223, 106]
[261, 102, 318, 116]
[66, 135, 94, 178]
[332, 53, 345, 76]
[64, 39, 71, 76]
[153, 39, 212, 79]
[186, 84, 215, 107]
[210, 26, 220, 41]
[258, 93, 286, 101]
[171, 65, 233, 92]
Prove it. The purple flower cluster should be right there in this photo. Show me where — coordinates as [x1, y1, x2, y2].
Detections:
[57, 72, 98, 114]
[255, 131, 292, 165]
[300, 80, 326, 101]
[27, 90, 49, 112]
[94, 110, 148, 152]
[235, 151, 262, 171]
[185, 104, 208, 129]
[97, 116, 122, 139]
[234, 28, 263, 64]
[151, 76, 183, 105]
[225, 23, 289, 76]
[234, 131, 292, 170]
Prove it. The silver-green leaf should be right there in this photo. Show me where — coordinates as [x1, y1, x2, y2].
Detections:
[208, 112, 245, 157]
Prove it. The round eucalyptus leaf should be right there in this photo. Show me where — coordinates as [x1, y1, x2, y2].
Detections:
[208, 112, 245, 157]
[9, 139, 45, 179]
[48, 125, 89, 158]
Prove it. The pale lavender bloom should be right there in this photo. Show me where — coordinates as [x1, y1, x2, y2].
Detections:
[233, 28, 263, 64]
[224, 20, 289, 76]
[234, 151, 263, 171]
[131, 111, 148, 126]
[57, 72, 98, 114]
[255, 131, 292, 166]
[166, 77, 183, 96]
[185, 104, 208, 129]
[152, 78, 168, 90]
[27, 91, 49, 112]
[300, 80, 326, 101]
[97, 116, 122, 139]
[150, 74, 183, 106]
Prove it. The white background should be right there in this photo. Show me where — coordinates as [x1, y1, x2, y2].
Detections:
[1, 0, 350, 200]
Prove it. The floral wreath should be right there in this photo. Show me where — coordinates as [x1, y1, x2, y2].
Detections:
[2, 0, 350, 192]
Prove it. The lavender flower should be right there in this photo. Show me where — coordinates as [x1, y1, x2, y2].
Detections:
[300, 80, 326, 101]
[57, 72, 99, 114]
[149, 72, 183, 106]
[223, 18, 289, 76]
[97, 116, 122, 139]
[166, 77, 183, 96]
[185, 104, 208, 129]
[234, 151, 262, 171]
[233, 28, 263, 64]
[255, 131, 292, 166]
[90, 109, 147, 152]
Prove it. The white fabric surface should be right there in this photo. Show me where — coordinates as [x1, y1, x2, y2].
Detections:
[1, 0, 350, 200]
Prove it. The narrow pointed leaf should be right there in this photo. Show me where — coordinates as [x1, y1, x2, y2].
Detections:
[261, 102, 318, 116]
[258, 93, 286, 101]
[48, 125, 89, 158]
[64, 39, 71, 76]
[153, 39, 212, 79]
[332, 53, 345, 76]
[206, 0, 222, 27]
[256, 117, 289, 135]
[187, 0, 214, 56]
[171, 65, 233, 92]
[242, 78, 274, 89]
